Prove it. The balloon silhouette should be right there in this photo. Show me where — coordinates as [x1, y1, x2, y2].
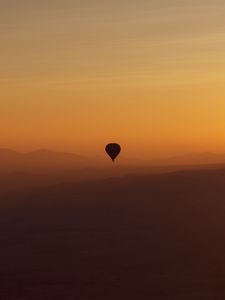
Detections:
[105, 143, 121, 162]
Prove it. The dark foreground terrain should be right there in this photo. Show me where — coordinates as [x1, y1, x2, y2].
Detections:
[1, 167, 225, 299]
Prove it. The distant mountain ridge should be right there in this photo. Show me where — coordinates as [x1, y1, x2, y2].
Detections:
[152, 151, 225, 166]
[1, 148, 225, 175]
[0, 148, 88, 173]
[0, 148, 83, 158]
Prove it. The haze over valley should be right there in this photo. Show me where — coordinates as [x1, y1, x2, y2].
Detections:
[1, 161, 225, 299]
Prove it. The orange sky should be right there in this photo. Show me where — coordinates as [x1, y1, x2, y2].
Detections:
[1, 1, 225, 158]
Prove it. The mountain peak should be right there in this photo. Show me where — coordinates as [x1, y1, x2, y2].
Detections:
[27, 149, 54, 155]
[0, 148, 21, 155]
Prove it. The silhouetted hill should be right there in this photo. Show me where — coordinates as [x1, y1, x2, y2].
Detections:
[152, 151, 225, 166]
[0, 148, 89, 173]
[26, 148, 83, 159]
[2, 148, 225, 178]
[2, 148, 225, 171]
[0, 148, 144, 174]
[1, 167, 225, 299]
[0, 148, 21, 157]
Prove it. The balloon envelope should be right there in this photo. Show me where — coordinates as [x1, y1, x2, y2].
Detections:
[105, 143, 121, 162]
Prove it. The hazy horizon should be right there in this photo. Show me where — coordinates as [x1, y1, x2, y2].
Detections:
[3, 146, 225, 163]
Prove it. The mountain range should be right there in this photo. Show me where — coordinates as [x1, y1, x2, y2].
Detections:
[1, 148, 225, 174]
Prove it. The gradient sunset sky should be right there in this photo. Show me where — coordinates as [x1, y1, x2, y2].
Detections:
[1, 1, 225, 158]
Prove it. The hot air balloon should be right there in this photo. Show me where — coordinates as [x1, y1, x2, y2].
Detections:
[105, 143, 121, 162]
